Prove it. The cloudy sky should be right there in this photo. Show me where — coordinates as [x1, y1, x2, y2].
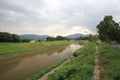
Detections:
[0, 0, 120, 36]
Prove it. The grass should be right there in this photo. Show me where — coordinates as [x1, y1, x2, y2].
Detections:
[24, 41, 120, 80]
[0, 41, 71, 55]
[47, 41, 96, 80]
[98, 44, 120, 80]
[25, 59, 67, 80]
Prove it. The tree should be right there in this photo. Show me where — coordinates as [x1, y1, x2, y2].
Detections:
[12, 34, 21, 42]
[46, 37, 55, 41]
[0, 32, 21, 42]
[46, 36, 68, 41]
[22, 39, 30, 42]
[56, 36, 67, 40]
[96, 15, 120, 43]
[77, 36, 89, 40]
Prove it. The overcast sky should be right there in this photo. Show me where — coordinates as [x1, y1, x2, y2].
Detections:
[0, 0, 120, 36]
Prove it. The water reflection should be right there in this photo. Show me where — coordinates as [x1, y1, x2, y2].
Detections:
[0, 43, 81, 80]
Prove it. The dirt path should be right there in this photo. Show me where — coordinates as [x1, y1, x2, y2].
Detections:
[38, 60, 70, 80]
[94, 45, 103, 80]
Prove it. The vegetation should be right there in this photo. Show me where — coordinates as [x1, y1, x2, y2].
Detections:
[26, 59, 67, 80]
[22, 38, 31, 42]
[47, 42, 96, 80]
[46, 37, 56, 41]
[0, 41, 71, 55]
[0, 32, 69, 42]
[76, 35, 97, 41]
[46, 36, 69, 41]
[98, 44, 120, 80]
[0, 32, 21, 42]
[76, 36, 89, 40]
[96, 15, 120, 79]
[56, 36, 68, 40]
[96, 15, 120, 43]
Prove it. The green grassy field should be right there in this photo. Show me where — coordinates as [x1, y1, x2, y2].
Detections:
[98, 44, 120, 80]
[47, 42, 96, 80]
[0, 41, 71, 55]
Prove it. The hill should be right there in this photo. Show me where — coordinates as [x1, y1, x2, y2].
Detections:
[66, 33, 90, 39]
[19, 34, 49, 40]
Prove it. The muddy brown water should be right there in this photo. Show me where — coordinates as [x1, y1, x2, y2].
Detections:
[0, 43, 81, 80]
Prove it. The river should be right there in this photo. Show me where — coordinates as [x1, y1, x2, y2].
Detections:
[0, 43, 81, 80]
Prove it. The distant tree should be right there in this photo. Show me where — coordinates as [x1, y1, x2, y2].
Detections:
[46, 36, 68, 41]
[0, 32, 21, 42]
[56, 36, 67, 40]
[12, 34, 21, 42]
[22, 39, 30, 42]
[46, 37, 55, 41]
[38, 39, 41, 42]
[77, 36, 89, 40]
[88, 35, 96, 41]
[56, 36, 63, 40]
[96, 15, 120, 43]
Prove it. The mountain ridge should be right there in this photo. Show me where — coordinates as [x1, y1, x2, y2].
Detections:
[66, 33, 90, 39]
[19, 34, 49, 39]
[19, 33, 90, 39]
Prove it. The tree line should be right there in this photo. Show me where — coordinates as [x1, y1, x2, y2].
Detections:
[0, 32, 69, 42]
[76, 35, 97, 41]
[46, 36, 69, 41]
[0, 32, 33, 42]
[0, 32, 21, 42]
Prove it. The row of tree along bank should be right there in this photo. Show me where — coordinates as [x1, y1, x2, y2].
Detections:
[0, 32, 70, 42]
[0, 32, 96, 43]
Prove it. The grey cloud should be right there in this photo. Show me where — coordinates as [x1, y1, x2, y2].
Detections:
[0, 0, 120, 35]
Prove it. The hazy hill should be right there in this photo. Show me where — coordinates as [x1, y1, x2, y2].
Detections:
[19, 34, 49, 39]
[19, 33, 91, 39]
[66, 33, 89, 39]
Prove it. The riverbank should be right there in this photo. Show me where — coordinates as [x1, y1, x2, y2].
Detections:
[0, 41, 71, 56]
[0, 42, 80, 80]
[25, 41, 94, 80]
[25, 59, 67, 80]
[46, 42, 96, 80]
[44, 41, 120, 80]
[98, 44, 120, 80]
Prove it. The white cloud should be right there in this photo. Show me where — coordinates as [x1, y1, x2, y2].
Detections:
[64, 26, 94, 36]
[39, 23, 66, 36]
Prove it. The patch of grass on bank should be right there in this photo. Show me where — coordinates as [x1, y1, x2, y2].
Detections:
[47, 42, 96, 80]
[98, 44, 120, 80]
[73, 40, 93, 57]
[25, 59, 67, 80]
[78, 40, 88, 45]
[0, 41, 71, 55]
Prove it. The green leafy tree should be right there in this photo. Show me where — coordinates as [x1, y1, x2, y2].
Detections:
[46, 37, 55, 41]
[12, 34, 21, 42]
[22, 39, 30, 42]
[56, 36, 67, 40]
[96, 15, 120, 43]
[0, 32, 21, 42]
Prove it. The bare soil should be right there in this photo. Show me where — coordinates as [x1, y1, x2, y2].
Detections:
[94, 45, 104, 80]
